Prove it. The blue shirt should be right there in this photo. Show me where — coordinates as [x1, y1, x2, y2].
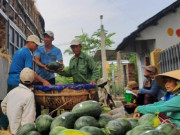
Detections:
[8, 47, 33, 85]
[34, 45, 63, 81]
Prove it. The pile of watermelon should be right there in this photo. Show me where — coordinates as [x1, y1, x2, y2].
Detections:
[15, 100, 180, 135]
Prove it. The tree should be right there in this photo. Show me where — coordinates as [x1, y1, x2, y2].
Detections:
[64, 29, 115, 56]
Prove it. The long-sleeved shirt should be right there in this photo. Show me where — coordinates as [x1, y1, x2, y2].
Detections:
[1, 84, 36, 134]
[60, 52, 99, 84]
[137, 94, 180, 127]
[138, 79, 165, 100]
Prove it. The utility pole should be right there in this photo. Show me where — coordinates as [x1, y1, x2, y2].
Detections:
[100, 15, 109, 93]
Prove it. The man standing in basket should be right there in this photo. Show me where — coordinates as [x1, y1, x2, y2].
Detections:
[34, 31, 63, 118]
[58, 38, 99, 84]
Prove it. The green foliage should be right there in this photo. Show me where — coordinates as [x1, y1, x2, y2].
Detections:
[64, 29, 115, 56]
[129, 53, 138, 83]
[55, 67, 73, 84]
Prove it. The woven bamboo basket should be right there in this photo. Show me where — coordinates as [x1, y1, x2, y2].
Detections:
[34, 88, 95, 110]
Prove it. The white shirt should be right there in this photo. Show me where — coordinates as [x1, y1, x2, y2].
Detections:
[1, 83, 36, 134]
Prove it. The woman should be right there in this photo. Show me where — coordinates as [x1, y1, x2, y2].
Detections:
[134, 70, 180, 127]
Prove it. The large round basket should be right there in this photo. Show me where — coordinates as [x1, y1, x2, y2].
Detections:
[34, 85, 95, 110]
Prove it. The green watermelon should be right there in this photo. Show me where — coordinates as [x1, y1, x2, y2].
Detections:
[105, 120, 123, 135]
[126, 130, 132, 135]
[98, 114, 113, 128]
[140, 130, 167, 135]
[74, 116, 99, 130]
[126, 118, 139, 129]
[35, 115, 53, 134]
[156, 123, 179, 135]
[130, 125, 154, 135]
[15, 123, 36, 135]
[80, 126, 104, 135]
[72, 100, 102, 118]
[138, 114, 157, 126]
[49, 126, 67, 135]
[26, 131, 41, 135]
[59, 129, 89, 135]
[116, 118, 132, 134]
[46, 62, 61, 71]
[50, 112, 77, 129]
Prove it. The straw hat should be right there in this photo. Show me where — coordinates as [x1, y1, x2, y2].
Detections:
[125, 81, 138, 90]
[155, 70, 180, 88]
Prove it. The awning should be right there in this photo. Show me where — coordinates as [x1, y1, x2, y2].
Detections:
[93, 49, 117, 62]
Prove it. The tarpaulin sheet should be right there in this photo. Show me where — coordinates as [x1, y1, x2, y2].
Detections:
[34, 84, 96, 92]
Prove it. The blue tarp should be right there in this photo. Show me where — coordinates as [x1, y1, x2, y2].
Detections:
[34, 84, 96, 92]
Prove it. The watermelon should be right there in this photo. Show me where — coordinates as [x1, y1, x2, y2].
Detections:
[35, 115, 53, 134]
[26, 131, 41, 135]
[156, 123, 179, 135]
[126, 130, 132, 135]
[51, 112, 77, 129]
[116, 118, 132, 134]
[105, 120, 123, 135]
[130, 125, 154, 135]
[74, 116, 99, 130]
[138, 114, 157, 126]
[126, 118, 139, 129]
[49, 126, 67, 135]
[15, 123, 36, 135]
[72, 100, 102, 118]
[59, 129, 89, 135]
[46, 62, 62, 71]
[140, 130, 167, 135]
[98, 114, 113, 128]
[80, 126, 104, 135]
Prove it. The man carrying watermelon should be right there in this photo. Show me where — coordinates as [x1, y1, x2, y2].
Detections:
[1, 68, 36, 134]
[58, 38, 99, 84]
[34, 31, 64, 117]
[134, 70, 180, 128]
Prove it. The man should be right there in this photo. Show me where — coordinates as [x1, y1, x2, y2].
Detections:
[137, 65, 165, 105]
[59, 38, 99, 84]
[1, 68, 36, 134]
[34, 31, 63, 117]
[34, 31, 63, 85]
[0, 35, 50, 129]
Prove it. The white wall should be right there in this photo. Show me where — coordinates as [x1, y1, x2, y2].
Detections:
[137, 7, 180, 50]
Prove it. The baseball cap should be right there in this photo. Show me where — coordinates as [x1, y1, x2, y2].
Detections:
[20, 68, 34, 84]
[43, 31, 54, 38]
[70, 39, 81, 46]
[27, 35, 43, 46]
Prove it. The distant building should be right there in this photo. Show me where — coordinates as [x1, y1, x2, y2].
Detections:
[116, 1, 180, 87]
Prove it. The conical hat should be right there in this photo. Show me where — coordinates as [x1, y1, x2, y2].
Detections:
[155, 70, 180, 88]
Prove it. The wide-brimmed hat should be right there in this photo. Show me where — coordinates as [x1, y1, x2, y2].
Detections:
[27, 35, 42, 46]
[155, 70, 180, 88]
[125, 81, 138, 90]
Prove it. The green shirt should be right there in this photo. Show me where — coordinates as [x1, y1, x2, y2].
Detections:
[137, 95, 180, 127]
[60, 52, 99, 84]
